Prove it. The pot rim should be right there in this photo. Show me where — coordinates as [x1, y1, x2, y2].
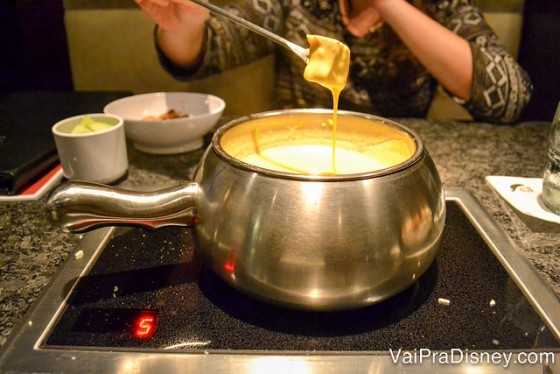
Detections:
[212, 109, 425, 181]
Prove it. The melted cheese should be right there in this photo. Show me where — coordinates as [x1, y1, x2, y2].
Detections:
[303, 35, 350, 92]
[240, 144, 399, 175]
[243, 35, 361, 175]
[303, 35, 350, 174]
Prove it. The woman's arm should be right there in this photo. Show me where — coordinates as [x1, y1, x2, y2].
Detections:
[372, 0, 532, 123]
[372, 0, 473, 101]
[135, 0, 209, 69]
[138, 0, 282, 79]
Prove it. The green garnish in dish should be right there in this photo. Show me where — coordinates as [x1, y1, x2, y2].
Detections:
[71, 116, 115, 134]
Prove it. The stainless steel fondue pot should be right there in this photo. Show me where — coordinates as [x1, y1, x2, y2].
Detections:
[46, 109, 446, 311]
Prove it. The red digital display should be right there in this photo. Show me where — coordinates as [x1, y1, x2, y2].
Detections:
[132, 311, 159, 339]
[224, 253, 236, 273]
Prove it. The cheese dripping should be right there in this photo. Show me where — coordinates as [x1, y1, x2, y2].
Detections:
[248, 35, 352, 175]
[303, 34, 351, 174]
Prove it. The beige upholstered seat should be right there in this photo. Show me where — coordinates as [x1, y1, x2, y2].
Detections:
[64, 0, 525, 119]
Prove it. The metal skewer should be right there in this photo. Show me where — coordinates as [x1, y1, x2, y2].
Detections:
[187, 0, 309, 63]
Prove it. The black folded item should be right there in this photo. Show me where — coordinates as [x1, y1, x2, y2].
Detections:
[0, 91, 131, 195]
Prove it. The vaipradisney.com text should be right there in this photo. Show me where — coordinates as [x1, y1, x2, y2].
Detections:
[389, 348, 555, 368]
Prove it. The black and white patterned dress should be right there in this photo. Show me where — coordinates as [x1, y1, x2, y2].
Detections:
[158, 0, 532, 124]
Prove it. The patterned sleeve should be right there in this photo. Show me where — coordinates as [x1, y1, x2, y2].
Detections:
[432, 1, 533, 124]
[156, 0, 283, 80]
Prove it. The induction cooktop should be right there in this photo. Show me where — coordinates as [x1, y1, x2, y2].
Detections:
[0, 188, 559, 373]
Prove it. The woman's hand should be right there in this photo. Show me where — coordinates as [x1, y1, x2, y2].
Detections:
[135, 0, 209, 32]
[135, 0, 209, 69]
[339, 0, 383, 37]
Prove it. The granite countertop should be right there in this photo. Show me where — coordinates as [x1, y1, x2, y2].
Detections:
[1, 117, 559, 348]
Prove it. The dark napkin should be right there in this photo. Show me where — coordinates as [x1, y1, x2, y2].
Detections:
[0, 91, 131, 195]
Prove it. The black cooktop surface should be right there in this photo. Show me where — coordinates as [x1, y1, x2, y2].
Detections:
[45, 201, 560, 351]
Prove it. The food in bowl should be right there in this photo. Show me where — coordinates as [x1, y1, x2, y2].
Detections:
[69, 115, 116, 134]
[51, 113, 128, 183]
[142, 109, 189, 121]
[104, 92, 226, 155]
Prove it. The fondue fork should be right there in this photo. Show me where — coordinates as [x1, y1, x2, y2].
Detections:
[187, 0, 309, 63]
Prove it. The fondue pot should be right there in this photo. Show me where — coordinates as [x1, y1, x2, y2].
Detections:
[46, 109, 446, 311]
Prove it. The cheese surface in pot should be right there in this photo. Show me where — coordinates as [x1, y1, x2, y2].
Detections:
[221, 113, 417, 176]
[239, 143, 407, 175]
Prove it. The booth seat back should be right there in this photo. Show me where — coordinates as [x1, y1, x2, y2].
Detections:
[64, 0, 525, 118]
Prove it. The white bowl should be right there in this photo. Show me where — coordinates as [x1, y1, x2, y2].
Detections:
[104, 92, 226, 154]
[52, 113, 128, 183]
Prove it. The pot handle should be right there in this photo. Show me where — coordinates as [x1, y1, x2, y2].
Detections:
[46, 181, 198, 233]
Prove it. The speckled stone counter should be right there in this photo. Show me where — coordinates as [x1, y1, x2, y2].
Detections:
[1, 117, 559, 348]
